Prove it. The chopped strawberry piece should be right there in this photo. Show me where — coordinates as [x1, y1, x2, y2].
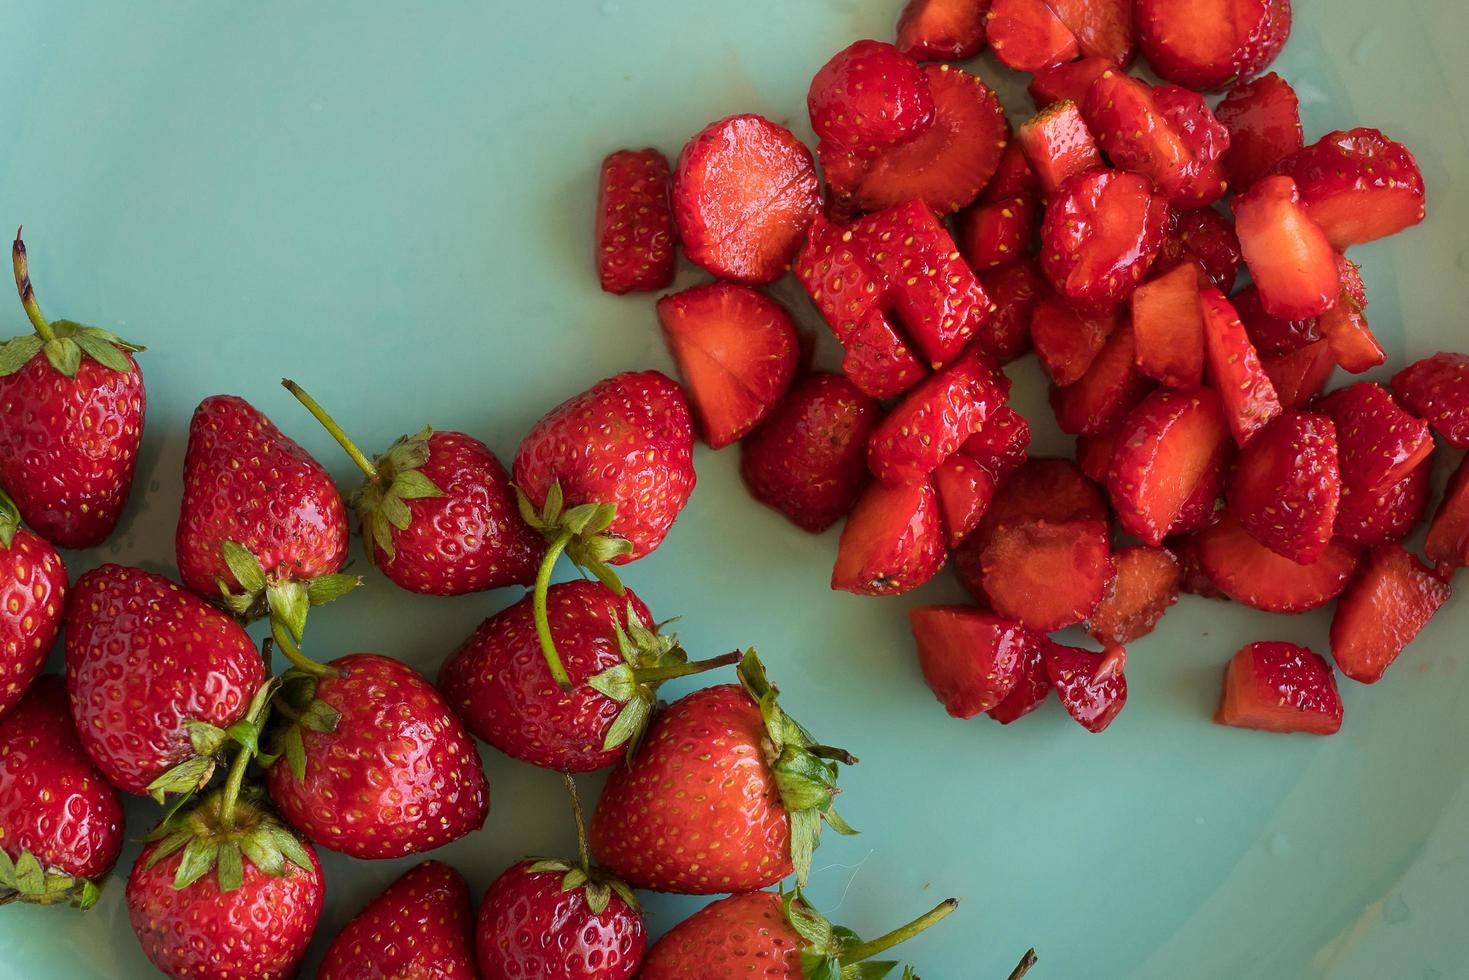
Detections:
[1233, 175, 1340, 320]
[1318, 382, 1434, 494]
[1196, 512, 1359, 613]
[1199, 287, 1281, 446]
[1169, 448, 1228, 536]
[976, 456, 1109, 533]
[1216, 72, 1303, 192]
[657, 283, 800, 449]
[987, 642, 1052, 723]
[1108, 387, 1232, 546]
[1031, 294, 1118, 386]
[958, 194, 1038, 270]
[1044, 640, 1127, 733]
[974, 259, 1046, 361]
[1393, 352, 1469, 448]
[1262, 339, 1335, 410]
[1083, 72, 1193, 200]
[960, 406, 1032, 480]
[1043, 0, 1136, 66]
[841, 308, 928, 399]
[1028, 57, 1112, 109]
[1131, 263, 1206, 388]
[896, 0, 992, 61]
[832, 479, 946, 596]
[868, 349, 1007, 486]
[858, 64, 1009, 213]
[1170, 528, 1229, 599]
[1137, 0, 1291, 91]
[1040, 169, 1170, 314]
[1226, 410, 1339, 562]
[1316, 280, 1384, 374]
[1334, 458, 1430, 548]
[1075, 430, 1118, 484]
[1050, 321, 1154, 435]
[982, 144, 1040, 202]
[933, 454, 999, 546]
[910, 606, 1036, 717]
[596, 148, 676, 294]
[1233, 283, 1318, 357]
[1330, 544, 1451, 684]
[987, 0, 1081, 72]
[1426, 456, 1469, 571]
[1016, 100, 1103, 195]
[817, 139, 866, 218]
[1087, 545, 1182, 644]
[673, 114, 821, 284]
[1155, 207, 1241, 293]
[793, 214, 888, 345]
[1152, 84, 1231, 208]
[1215, 641, 1342, 736]
[977, 519, 1114, 631]
[1274, 128, 1427, 249]
[808, 40, 935, 159]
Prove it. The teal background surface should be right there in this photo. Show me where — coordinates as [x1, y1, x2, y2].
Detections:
[2, 1, 1468, 976]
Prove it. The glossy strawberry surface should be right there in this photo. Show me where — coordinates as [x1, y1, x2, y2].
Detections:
[596, 148, 676, 295]
[807, 39, 934, 156]
[0, 527, 65, 720]
[319, 860, 477, 979]
[639, 891, 802, 979]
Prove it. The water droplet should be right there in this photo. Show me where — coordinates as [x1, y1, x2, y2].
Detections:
[1383, 893, 1411, 925]
[1267, 832, 1290, 856]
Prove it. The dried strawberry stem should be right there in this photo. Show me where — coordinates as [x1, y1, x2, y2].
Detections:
[281, 379, 380, 481]
[12, 230, 55, 343]
[841, 898, 958, 965]
[562, 773, 591, 872]
[1007, 949, 1039, 980]
[533, 531, 576, 692]
[633, 650, 742, 684]
[269, 619, 336, 678]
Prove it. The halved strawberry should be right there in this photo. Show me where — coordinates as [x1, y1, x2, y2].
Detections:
[976, 519, 1114, 631]
[974, 259, 1046, 361]
[1031, 294, 1117, 386]
[1216, 72, 1302, 192]
[960, 406, 1032, 480]
[1044, 641, 1127, 733]
[1075, 430, 1118, 484]
[987, 0, 1080, 72]
[1016, 101, 1103, 195]
[657, 283, 799, 448]
[910, 606, 1035, 717]
[1426, 456, 1469, 571]
[596, 148, 676, 294]
[808, 40, 935, 159]
[933, 453, 999, 546]
[673, 114, 821, 284]
[1028, 57, 1112, 109]
[1040, 169, 1170, 314]
[1233, 283, 1318, 357]
[986, 639, 1052, 724]
[1131, 263, 1205, 388]
[1233, 175, 1340, 320]
[841, 309, 928, 399]
[1329, 544, 1450, 684]
[1195, 512, 1359, 613]
[896, 0, 992, 61]
[1334, 458, 1430, 548]
[1226, 410, 1339, 562]
[1393, 352, 1469, 448]
[868, 349, 1007, 486]
[1199, 287, 1281, 446]
[1151, 84, 1231, 208]
[1083, 71, 1193, 200]
[793, 214, 888, 345]
[1262, 339, 1335, 410]
[1136, 0, 1291, 91]
[1108, 387, 1231, 546]
[1050, 322, 1154, 435]
[1045, 0, 1136, 65]
[1215, 641, 1342, 736]
[1087, 545, 1181, 644]
[1318, 382, 1434, 494]
[1274, 128, 1427, 249]
[1155, 207, 1242, 293]
[958, 194, 1038, 270]
[832, 479, 946, 595]
[857, 64, 1009, 214]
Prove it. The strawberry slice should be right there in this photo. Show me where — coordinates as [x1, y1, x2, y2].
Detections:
[1044, 641, 1127, 733]
[1318, 382, 1434, 494]
[1155, 207, 1241, 293]
[832, 479, 946, 596]
[958, 194, 1038, 270]
[1136, 0, 1291, 91]
[1170, 448, 1228, 537]
[1215, 641, 1342, 736]
[596, 148, 676, 294]
[1274, 128, 1427, 249]
[1083, 71, 1193, 200]
[1171, 528, 1229, 599]
[1108, 387, 1232, 546]
[1031, 294, 1117, 386]
[1233, 283, 1318, 357]
[1131, 263, 1205, 388]
[984, 143, 1041, 201]
[1075, 430, 1118, 484]
[1334, 459, 1430, 548]
[1262, 339, 1335, 410]
[1233, 175, 1340, 320]
[1330, 544, 1451, 684]
[910, 606, 1036, 717]
[1392, 352, 1469, 448]
[960, 406, 1032, 480]
[793, 214, 888, 345]
[1050, 321, 1154, 435]
[1028, 57, 1112, 109]
[808, 40, 935, 159]
[1195, 512, 1359, 613]
[1152, 84, 1231, 208]
[857, 64, 1009, 214]
[1040, 169, 1170, 314]
[1087, 545, 1182, 644]
[1016, 100, 1103, 195]
[896, 0, 992, 61]
[1314, 255, 1383, 373]
[1199, 287, 1281, 446]
[933, 453, 999, 546]
[868, 349, 1007, 486]
[975, 259, 1047, 362]
[841, 308, 928, 399]
[987, 639, 1051, 723]
[977, 519, 1114, 632]
[976, 456, 1109, 534]
[1043, 0, 1135, 66]
[1426, 456, 1469, 571]
[987, 0, 1081, 72]
[1226, 410, 1340, 562]
[673, 114, 821, 284]
[1216, 72, 1302, 192]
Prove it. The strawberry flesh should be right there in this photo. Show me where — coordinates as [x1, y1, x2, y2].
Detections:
[868, 349, 1008, 486]
[910, 605, 1036, 717]
[1426, 455, 1469, 571]
[958, 194, 1038, 270]
[1274, 128, 1427, 249]
[987, 639, 1053, 724]
[1083, 71, 1194, 201]
[1131, 262, 1205, 388]
[1109, 387, 1231, 546]
[1028, 57, 1113, 109]
[1044, 640, 1128, 733]
[1136, 0, 1291, 91]
[987, 0, 1081, 72]
[1226, 410, 1340, 562]
[975, 259, 1047, 361]
[1263, 339, 1335, 410]
[1233, 175, 1340, 320]
[896, 0, 992, 60]
[596, 148, 676, 294]
[1199, 287, 1281, 446]
[808, 40, 935, 157]
[1195, 512, 1360, 613]
[933, 453, 999, 546]
[1330, 544, 1451, 684]
[832, 479, 946, 596]
[976, 518, 1114, 632]
[1318, 381, 1434, 494]
[1316, 256, 1383, 373]
[1031, 293, 1117, 386]
[1043, 0, 1136, 66]
[1016, 100, 1103, 195]
[841, 308, 929, 399]
[1040, 169, 1170, 315]
[1087, 545, 1182, 644]
[1393, 352, 1469, 448]
[1215, 641, 1342, 735]
[1216, 72, 1303, 192]
[1152, 84, 1231, 208]
[1050, 321, 1154, 435]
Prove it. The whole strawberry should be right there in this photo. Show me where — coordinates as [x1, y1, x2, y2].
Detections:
[0, 676, 123, 909]
[590, 650, 856, 893]
[513, 370, 696, 689]
[0, 487, 66, 720]
[65, 564, 268, 798]
[319, 860, 478, 979]
[440, 579, 737, 772]
[283, 379, 544, 595]
[0, 233, 145, 549]
[264, 652, 489, 859]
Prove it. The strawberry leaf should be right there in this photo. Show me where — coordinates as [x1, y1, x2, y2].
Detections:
[42, 337, 80, 377]
[584, 881, 611, 916]
[216, 841, 244, 893]
[283, 725, 307, 782]
[266, 824, 314, 873]
[391, 469, 443, 500]
[221, 541, 267, 595]
[0, 335, 42, 376]
[239, 833, 283, 877]
[72, 331, 131, 372]
[173, 837, 219, 890]
[306, 573, 361, 606]
[0, 849, 15, 888]
[267, 580, 309, 642]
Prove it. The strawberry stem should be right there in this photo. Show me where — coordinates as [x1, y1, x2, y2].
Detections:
[563, 773, 591, 873]
[216, 732, 254, 832]
[841, 898, 958, 964]
[632, 650, 742, 685]
[1007, 949, 1038, 980]
[269, 620, 336, 678]
[12, 231, 55, 343]
[281, 379, 380, 481]
[533, 531, 576, 692]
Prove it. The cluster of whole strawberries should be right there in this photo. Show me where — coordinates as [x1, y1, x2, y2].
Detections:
[598, 0, 1466, 741]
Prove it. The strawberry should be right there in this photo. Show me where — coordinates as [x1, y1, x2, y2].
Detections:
[1330, 544, 1450, 684]
[1016, 100, 1103, 195]
[933, 453, 999, 545]
[1199, 287, 1282, 446]
[1083, 71, 1194, 200]
[1076, 429, 1119, 483]
[1274, 128, 1427, 249]
[1216, 72, 1303, 192]
[1044, 0, 1136, 66]
[590, 650, 857, 892]
[0, 489, 65, 720]
[1044, 640, 1127, 732]
[1195, 512, 1359, 613]
[1226, 410, 1340, 562]
[984, 143, 1040, 201]
[973, 455, 1109, 534]
[1029, 58, 1110, 110]
[987, 0, 1081, 72]
[1426, 455, 1469, 572]
[0, 233, 145, 549]
[1333, 458, 1430, 548]
[794, 214, 889, 345]
[1131, 263, 1205, 388]
[808, 40, 935, 157]
[975, 258, 1047, 361]
[65, 564, 267, 798]
[842, 309, 929, 398]
[1316, 256, 1384, 373]
[1049, 321, 1154, 435]
[1108, 387, 1232, 547]
[896, 0, 992, 61]
[987, 638, 1053, 724]
[263, 652, 488, 859]
[1233, 283, 1319, 357]
[513, 370, 695, 688]
[868, 348, 1007, 485]
[1170, 447, 1229, 536]
[958, 193, 1038, 270]
[1155, 207, 1241, 293]
[976, 519, 1114, 632]
[1318, 382, 1434, 494]
[741, 373, 880, 533]
[1171, 527, 1230, 599]
[1263, 339, 1335, 410]
[1215, 641, 1342, 736]
[319, 861, 477, 979]
[832, 478, 947, 595]
[673, 114, 821, 284]
[1153, 84, 1231, 208]
[1031, 293, 1117, 386]
[1087, 545, 1181, 644]
[1233, 175, 1340, 320]
[1040, 168, 1170, 314]
[1136, 0, 1290, 91]
[911, 605, 1037, 717]
[1393, 352, 1469, 448]
[0, 677, 123, 909]
[596, 148, 676, 294]
[961, 405, 1032, 479]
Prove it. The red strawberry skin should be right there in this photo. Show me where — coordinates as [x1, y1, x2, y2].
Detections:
[176, 395, 349, 597]
[439, 580, 652, 772]
[1318, 382, 1434, 494]
[1044, 641, 1127, 733]
[0, 353, 145, 549]
[808, 40, 935, 156]
[831, 479, 947, 596]
[265, 653, 489, 859]
[1334, 459, 1430, 548]
[0, 527, 65, 720]
[476, 860, 646, 980]
[867, 349, 1007, 486]
[0, 676, 123, 881]
[320, 860, 477, 980]
[128, 834, 324, 980]
[1216, 72, 1303, 192]
[1393, 352, 1469, 449]
[1136, 0, 1290, 91]
[590, 684, 792, 893]
[1227, 410, 1340, 563]
[513, 371, 696, 562]
[640, 891, 801, 979]
[1216, 641, 1342, 736]
[596, 148, 676, 295]
[1040, 168, 1169, 315]
[1274, 128, 1427, 249]
[896, 0, 992, 61]
[1330, 544, 1450, 684]
[64, 565, 266, 795]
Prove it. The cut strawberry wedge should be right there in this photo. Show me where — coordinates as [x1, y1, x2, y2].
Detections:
[1131, 263, 1205, 388]
[832, 479, 946, 596]
[1329, 544, 1451, 684]
[1226, 410, 1340, 563]
[1087, 545, 1182, 644]
[1031, 294, 1117, 386]
[977, 456, 1109, 533]
[1233, 175, 1340, 320]
[1318, 382, 1434, 494]
[983, 143, 1040, 201]
[1016, 101, 1103, 195]
[896, 0, 992, 61]
[958, 194, 1038, 270]
[977, 519, 1114, 632]
[794, 214, 888, 345]
[1215, 641, 1342, 736]
[1170, 449, 1228, 537]
[868, 349, 1007, 486]
[1152, 84, 1231, 209]
[1334, 459, 1431, 548]
[1108, 387, 1232, 546]
[1044, 640, 1127, 733]
[1155, 207, 1242, 293]
[596, 148, 676, 294]
[1075, 430, 1118, 484]
[1274, 128, 1427, 249]
[987, 639, 1052, 724]
[1316, 256, 1384, 373]
[1028, 57, 1112, 109]
[975, 259, 1047, 362]
[657, 283, 800, 448]
[1233, 283, 1319, 358]
[961, 406, 1032, 480]
[1171, 528, 1229, 599]
[987, 0, 1081, 72]
[1216, 72, 1303, 192]
[910, 606, 1036, 717]
[1426, 456, 1469, 571]
[1136, 0, 1291, 91]
[1262, 340, 1335, 410]
[1041, 169, 1170, 314]
[841, 308, 928, 399]
[933, 454, 999, 546]
[1083, 71, 1193, 200]
[1195, 513, 1359, 613]
[1393, 352, 1469, 448]
[1199, 287, 1281, 446]
[1050, 322, 1154, 435]
[1043, 0, 1136, 66]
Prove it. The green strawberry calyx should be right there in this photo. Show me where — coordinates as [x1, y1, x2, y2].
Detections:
[783, 890, 961, 980]
[215, 539, 361, 656]
[0, 849, 104, 910]
[525, 774, 639, 917]
[259, 666, 342, 783]
[146, 675, 279, 810]
[0, 485, 20, 549]
[3, 231, 144, 380]
[738, 649, 859, 888]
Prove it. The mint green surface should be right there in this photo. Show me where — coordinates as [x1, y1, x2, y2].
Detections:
[2, 1, 1467, 977]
